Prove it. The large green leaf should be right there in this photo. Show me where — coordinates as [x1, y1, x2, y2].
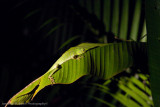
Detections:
[5, 41, 146, 106]
[146, 0, 160, 106]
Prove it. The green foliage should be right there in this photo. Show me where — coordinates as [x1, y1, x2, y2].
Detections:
[92, 73, 153, 107]
[6, 42, 147, 106]
[76, 0, 146, 42]
[146, 0, 160, 106]
[2, 0, 155, 107]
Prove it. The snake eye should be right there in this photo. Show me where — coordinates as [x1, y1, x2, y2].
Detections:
[56, 64, 61, 69]
[73, 55, 78, 59]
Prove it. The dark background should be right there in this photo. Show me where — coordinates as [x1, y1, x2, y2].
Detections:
[0, 1, 107, 106]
